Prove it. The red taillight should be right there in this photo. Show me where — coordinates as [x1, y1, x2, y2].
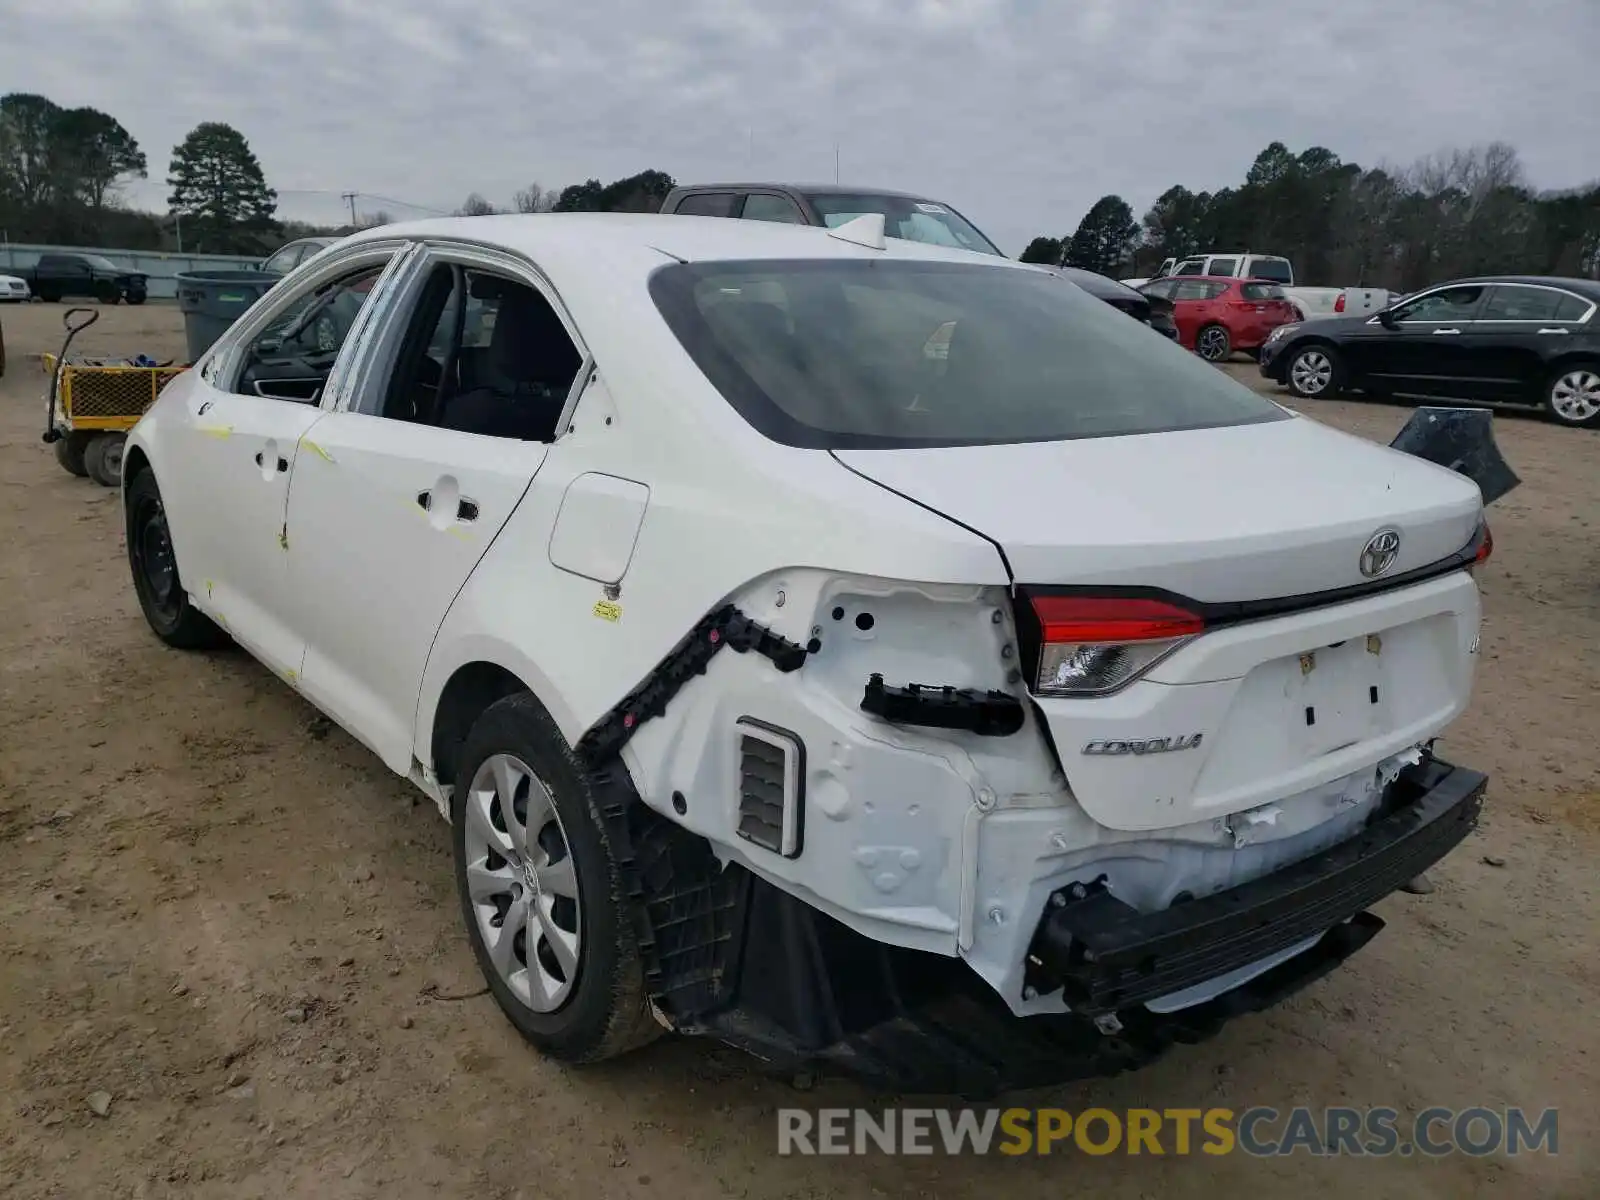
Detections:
[1334, 293, 1346, 312]
[1475, 522, 1493, 564]
[1030, 595, 1206, 643]
[1025, 595, 1206, 696]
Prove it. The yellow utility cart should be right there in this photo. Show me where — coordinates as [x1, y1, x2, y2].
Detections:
[41, 308, 186, 487]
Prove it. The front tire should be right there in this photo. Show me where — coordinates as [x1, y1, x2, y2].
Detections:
[84, 433, 125, 487]
[1286, 344, 1343, 399]
[1544, 364, 1600, 428]
[125, 469, 230, 649]
[453, 693, 659, 1065]
[1195, 324, 1232, 362]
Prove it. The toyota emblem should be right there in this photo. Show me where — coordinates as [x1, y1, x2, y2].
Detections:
[1359, 527, 1402, 578]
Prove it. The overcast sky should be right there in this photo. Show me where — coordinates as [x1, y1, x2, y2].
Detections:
[2, 0, 1596, 255]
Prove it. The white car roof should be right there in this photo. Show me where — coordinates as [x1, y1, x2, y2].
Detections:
[343, 211, 1020, 274]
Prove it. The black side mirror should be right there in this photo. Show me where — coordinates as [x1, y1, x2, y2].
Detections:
[1378, 308, 1400, 329]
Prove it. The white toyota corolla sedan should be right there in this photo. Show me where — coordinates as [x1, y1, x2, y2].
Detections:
[123, 212, 1494, 1094]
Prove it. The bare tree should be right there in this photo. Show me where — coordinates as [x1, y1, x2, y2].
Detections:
[513, 183, 556, 213]
[456, 192, 497, 217]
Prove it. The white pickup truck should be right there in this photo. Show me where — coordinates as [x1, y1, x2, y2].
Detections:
[1124, 254, 1396, 322]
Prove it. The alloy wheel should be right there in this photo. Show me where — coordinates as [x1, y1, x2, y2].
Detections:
[461, 753, 583, 1012]
[1291, 350, 1334, 396]
[1197, 327, 1230, 361]
[1549, 369, 1600, 424]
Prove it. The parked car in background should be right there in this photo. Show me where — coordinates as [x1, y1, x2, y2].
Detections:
[661, 182, 1003, 255]
[122, 212, 1498, 1093]
[21, 253, 147, 304]
[1258, 275, 1600, 427]
[1, 272, 31, 303]
[1060, 266, 1179, 340]
[663, 183, 1179, 338]
[1126, 253, 1395, 324]
[260, 236, 338, 276]
[1138, 276, 1298, 360]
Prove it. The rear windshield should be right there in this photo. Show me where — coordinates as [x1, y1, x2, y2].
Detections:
[1247, 258, 1293, 284]
[649, 259, 1288, 449]
[1241, 282, 1287, 300]
[805, 193, 1003, 257]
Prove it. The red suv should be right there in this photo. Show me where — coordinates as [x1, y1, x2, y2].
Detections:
[1137, 276, 1297, 361]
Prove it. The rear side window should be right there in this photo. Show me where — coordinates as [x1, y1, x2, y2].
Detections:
[1246, 258, 1294, 284]
[1240, 282, 1287, 301]
[1173, 280, 1227, 301]
[740, 193, 807, 224]
[1480, 286, 1564, 321]
[648, 259, 1287, 449]
[673, 192, 739, 218]
[1554, 292, 1595, 321]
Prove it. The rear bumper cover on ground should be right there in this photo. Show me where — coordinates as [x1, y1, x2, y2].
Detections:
[1025, 755, 1485, 1016]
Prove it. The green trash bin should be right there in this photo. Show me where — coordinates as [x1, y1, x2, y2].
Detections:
[174, 270, 279, 363]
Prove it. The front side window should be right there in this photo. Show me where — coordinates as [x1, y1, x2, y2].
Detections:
[1207, 257, 1238, 277]
[805, 193, 1002, 256]
[1172, 259, 1205, 276]
[1393, 285, 1485, 323]
[233, 263, 388, 402]
[649, 259, 1287, 449]
[374, 263, 581, 441]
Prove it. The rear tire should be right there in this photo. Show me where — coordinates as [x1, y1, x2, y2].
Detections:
[1196, 324, 1232, 362]
[452, 692, 660, 1065]
[125, 469, 230, 649]
[126, 294, 146, 307]
[1543, 364, 1600, 428]
[54, 434, 91, 477]
[1286, 344, 1343, 399]
[84, 433, 125, 487]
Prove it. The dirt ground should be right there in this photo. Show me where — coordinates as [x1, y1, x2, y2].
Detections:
[0, 301, 1596, 1199]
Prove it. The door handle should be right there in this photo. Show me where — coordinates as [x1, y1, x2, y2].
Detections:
[255, 451, 288, 471]
[1536, 327, 1570, 335]
[1431, 328, 1461, 335]
[416, 490, 478, 522]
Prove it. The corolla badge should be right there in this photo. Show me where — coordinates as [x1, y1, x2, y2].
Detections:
[1359, 527, 1402, 578]
[1083, 734, 1203, 756]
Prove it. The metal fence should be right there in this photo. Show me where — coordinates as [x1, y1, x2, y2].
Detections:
[0, 242, 261, 301]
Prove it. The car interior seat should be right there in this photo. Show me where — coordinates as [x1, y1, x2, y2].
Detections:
[436, 283, 581, 441]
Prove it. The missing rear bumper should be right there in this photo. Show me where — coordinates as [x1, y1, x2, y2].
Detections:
[1025, 755, 1486, 1015]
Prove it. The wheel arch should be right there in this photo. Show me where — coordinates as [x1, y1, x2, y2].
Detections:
[1545, 349, 1600, 376]
[121, 440, 152, 488]
[419, 640, 585, 789]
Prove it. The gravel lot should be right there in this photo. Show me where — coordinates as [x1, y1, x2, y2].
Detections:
[1, 302, 1596, 1198]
